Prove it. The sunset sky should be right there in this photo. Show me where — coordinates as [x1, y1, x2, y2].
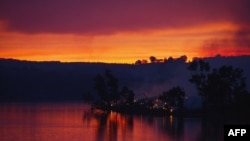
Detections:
[0, 0, 249, 63]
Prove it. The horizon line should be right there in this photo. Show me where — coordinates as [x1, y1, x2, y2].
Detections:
[1, 54, 250, 64]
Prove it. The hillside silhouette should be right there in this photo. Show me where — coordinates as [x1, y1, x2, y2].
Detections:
[1, 55, 250, 110]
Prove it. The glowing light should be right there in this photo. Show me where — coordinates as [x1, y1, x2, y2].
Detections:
[1, 21, 249, 63]
[170, 108, 174, 113]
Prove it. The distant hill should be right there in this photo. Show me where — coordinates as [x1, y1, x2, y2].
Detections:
[1, 56, 250, 105]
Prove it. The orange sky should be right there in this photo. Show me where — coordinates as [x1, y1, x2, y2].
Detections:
[0, 1, 250, 64]
[1, 22, 249, 64]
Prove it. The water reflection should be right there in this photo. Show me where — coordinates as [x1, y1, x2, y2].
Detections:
[83, 110, 204, 141]
[155, 115, 184, 139]
[1, 103, 248, 141]
[83, 110, 133, 141]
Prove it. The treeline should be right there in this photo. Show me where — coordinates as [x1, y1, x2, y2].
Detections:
[135, 55, 188, 65]
[84, 58, 250, 116]
[83, 69, 186, 115]
[189, 59, 250, 113]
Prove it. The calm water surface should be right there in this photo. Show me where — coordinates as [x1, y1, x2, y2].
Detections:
[0, 103, 231, 141]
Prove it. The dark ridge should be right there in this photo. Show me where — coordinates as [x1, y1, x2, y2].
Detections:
[1, 55, 250, 104]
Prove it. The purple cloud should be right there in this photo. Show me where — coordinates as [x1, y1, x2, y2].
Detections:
[0, 0, 249, 34]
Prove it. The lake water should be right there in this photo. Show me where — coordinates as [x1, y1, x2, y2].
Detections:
[0, 103, 243, 141]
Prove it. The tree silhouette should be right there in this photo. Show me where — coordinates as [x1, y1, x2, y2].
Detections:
[149, 56, 157, 63]
[93, 70, 135, 110]
[135, 60, 142, 65]
[206, 66, 248, 108]
[176, 55, 187, 63]
[188, 59, 249, 110]
[120, 86, 135, 105]
[94, 74, 109, 105]
[159, 86, 185, 111]
[93, 70, 119, 107]
[188, 59, 210, 101]
[105, 70, 119, 105]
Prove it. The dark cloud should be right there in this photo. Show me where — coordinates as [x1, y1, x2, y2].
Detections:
[0, 0, 249, 34]
[233, 28, 250, 48]
[202, 28, 250, 56]
[195, 0, 250, 53]
[231, 0, 250, 26]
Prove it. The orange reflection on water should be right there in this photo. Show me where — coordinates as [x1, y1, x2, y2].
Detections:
[0, 103, 92, 141]
[0, 103, 224, 141]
